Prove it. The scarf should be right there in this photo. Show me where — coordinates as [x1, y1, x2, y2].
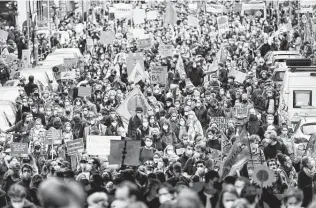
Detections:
[303, 167, 316, 178]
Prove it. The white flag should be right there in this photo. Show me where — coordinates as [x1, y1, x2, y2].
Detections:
[128, 62, 145, 83]
[176, 56, 186, 79]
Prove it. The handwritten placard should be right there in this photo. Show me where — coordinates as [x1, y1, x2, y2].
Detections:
[100, 31, 115, 45]
[45, 128, 62, 145]
[66, 138, 84, 155]
[10, 143, 28, 157]
[150, 66, 167, 85]
[210, 117, 229, 129]
[159, 44, 174, 57]
[78, 86, 92, 97]
[137, 38, 152, 50]
[235, 106, 248, 118]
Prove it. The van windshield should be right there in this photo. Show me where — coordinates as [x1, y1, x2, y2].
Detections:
[293, 90, 312, 108]
[301, 123, 316, 135]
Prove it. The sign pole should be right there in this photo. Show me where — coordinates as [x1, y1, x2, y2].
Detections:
[120, 140, 127, 170]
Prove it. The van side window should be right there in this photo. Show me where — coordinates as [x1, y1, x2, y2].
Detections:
[293, 90, 312, 108]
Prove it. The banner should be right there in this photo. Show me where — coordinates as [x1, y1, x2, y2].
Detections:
[228, 69, 247, 83]
[66, 139, 84, 155]
[164, 1, 177, 25]
[78, 87, 92, 97]
[126, 52, 145, 75]
[132, 28, 146, 39]
[235, 106, 248, 118]
[146, 10, 159, 20]
[217, 16, 229, 35]
[100, 31, 115, 45]
[206, 4, 226, 13]
[114, 3, 133, 19]
[10, 143, 28, 157]
[116, 87, 152, 123]
[45, 128, 62, 145]
[209, 117, 229, 130]
[188, 15, 199, 27]
[133, 8, 146, 24]
[241, 3, 266, 19]
[221, 132, 232, 156]
[128, 62, 145, 84]
[137, 38, 152, 50]
[86, 38, 93, 51]
[150, 66, 167, 85]
[86, 136, 121, 156]
[109, 140, 141, 166]
[159, 44, 174, 57]
[0, 30, 8, 41]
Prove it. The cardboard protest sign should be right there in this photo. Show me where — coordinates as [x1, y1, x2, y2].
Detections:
[60, 71, 76, 80]
[210, 117, 228, 130]
[235, 106, 248, 118]
[159, 44, 174, 57]
[116, 87, 152, 125]
[126, 52, 145, 75]
[45, 128, 62, 145]
[206, 4, 226, 13]
[228, 69, 247, 83]
[109, 140, 141, 166]
[133, 8, 146, 24]
[100, 31, 115, 45]
[242, 3, 266, 19]
[66, 138, 84, 155]
[78, 87, 92, 97]
[114, 3, 133, 19]
[0, 30, 8, 41]
[10, 143, 28, 157]
[146, 10, 158, 20]
[86, 136, 121, 156]
[188, 15, 199, 27]
[217, 16, 229, 35]
[132, 28, 145, 39]
[150, 66, 167, 85]
[137, 38, 152, 50]
[233, 3, 243, 12]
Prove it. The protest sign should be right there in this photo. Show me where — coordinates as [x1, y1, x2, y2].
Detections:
[116, 87, 152, 125]
[10, 143, 28, 157]
[21, 49, 31, 67]
[128, 62, 145, 84]
[233, 3, 243, 12]
[60, 71, 76, 80]
[228, 69, 247, 83]
[159, 44, 174, 57]
[87, 38, 93, 51]
[176, 56, 186, 79]
[132, 28, 145, 39]
[206, 4, 226, 13]
[114, 3, 133, 19]
[45, 128, 62, 145]
[150, 66, 167, 85]
[241, 3, 266, 19]
[0, 30, 8, 41]
[137, 38, 152, 50]
[63, 58, 77, 68]
[217, 16, 229, 35]
[188, 3, 198, 11]
[100, 31, 115, 45]
[126, 52, 145, 75]
[66, 139, 84, 155]
[78, 87, 92, 97]
[235, 106, 248, 118]
[210, 117, 229, 130]
[109, 140, 141, 166]
[188, 15, 199, 27]
[87, 136, 121, 156]
[133, 8, 146, 24]
[146, 10, 158, 20]
[252, 165, 275, 188]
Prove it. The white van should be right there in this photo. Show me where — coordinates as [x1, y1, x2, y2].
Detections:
[279, 66, 316, 127]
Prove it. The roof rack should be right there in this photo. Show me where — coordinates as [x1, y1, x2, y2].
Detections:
[289, 66, 316, 72]
[286, 58, 311, 67]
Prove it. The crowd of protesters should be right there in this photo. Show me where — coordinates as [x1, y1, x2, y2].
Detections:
[0, 0, 315, 208]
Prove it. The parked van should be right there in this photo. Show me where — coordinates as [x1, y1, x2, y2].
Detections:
[279, 63, 316, 127]
[264, 50, 301, 66]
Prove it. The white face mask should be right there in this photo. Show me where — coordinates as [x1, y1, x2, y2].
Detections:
[163, 126, 168, 130]
[224, 201, 234, 208]
[145, 141, 152, 147]
[11, 201, 24, 208]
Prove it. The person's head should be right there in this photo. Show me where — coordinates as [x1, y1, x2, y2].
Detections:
[135, 107, 143, 117]
[196, 160, 205, 176]
[21, 164, 33, 180]
[158, 183, 175, 204]
[175, 188, 204, 208]
[234, 177, 249, 197]
[249, 135, 260, 152]
[8, 184, 27, 208]
[28, 75, 34, 83]
[87, 192, 108, 208]
[115, 181, 138, 204]
[282, 187, 303, 208]
[301, 156, 316, 170]
[193, 144, 205, 159]
[38, 178, 85, 208]
[173, 162, 182, 178]
[144, 136, 153, 148]
[242, 185, 259, 206]
[217, 185, 239, 208]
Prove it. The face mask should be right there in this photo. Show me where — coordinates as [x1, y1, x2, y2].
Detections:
[145, 141, 152, 147]
[197, 167, 204, 175]
[180, 121, 185, 126]
[224, 201, 234, 208]
[186, 150, 193, 156]
[112, 122, 117, 127]
[11, 201, 24, 208]
[166, 102, 171, 107]
[65, 127, 71, 131]
[167, 150, 173, 155]
[196, 103, 201, 107]
[163, 126, 168, 130]
[143, 122, 148, 127]
[159, 194, 172, 204]
[90, 120, 96, 125]
[194, 152, 201, 159]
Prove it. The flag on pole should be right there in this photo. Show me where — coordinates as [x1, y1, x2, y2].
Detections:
[128, 62, 145, 83]
[220, 129, 250, 178]
[176, 55, 186, 79]
[164, 1, 177, 25]
[221, 131, 232, 157]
